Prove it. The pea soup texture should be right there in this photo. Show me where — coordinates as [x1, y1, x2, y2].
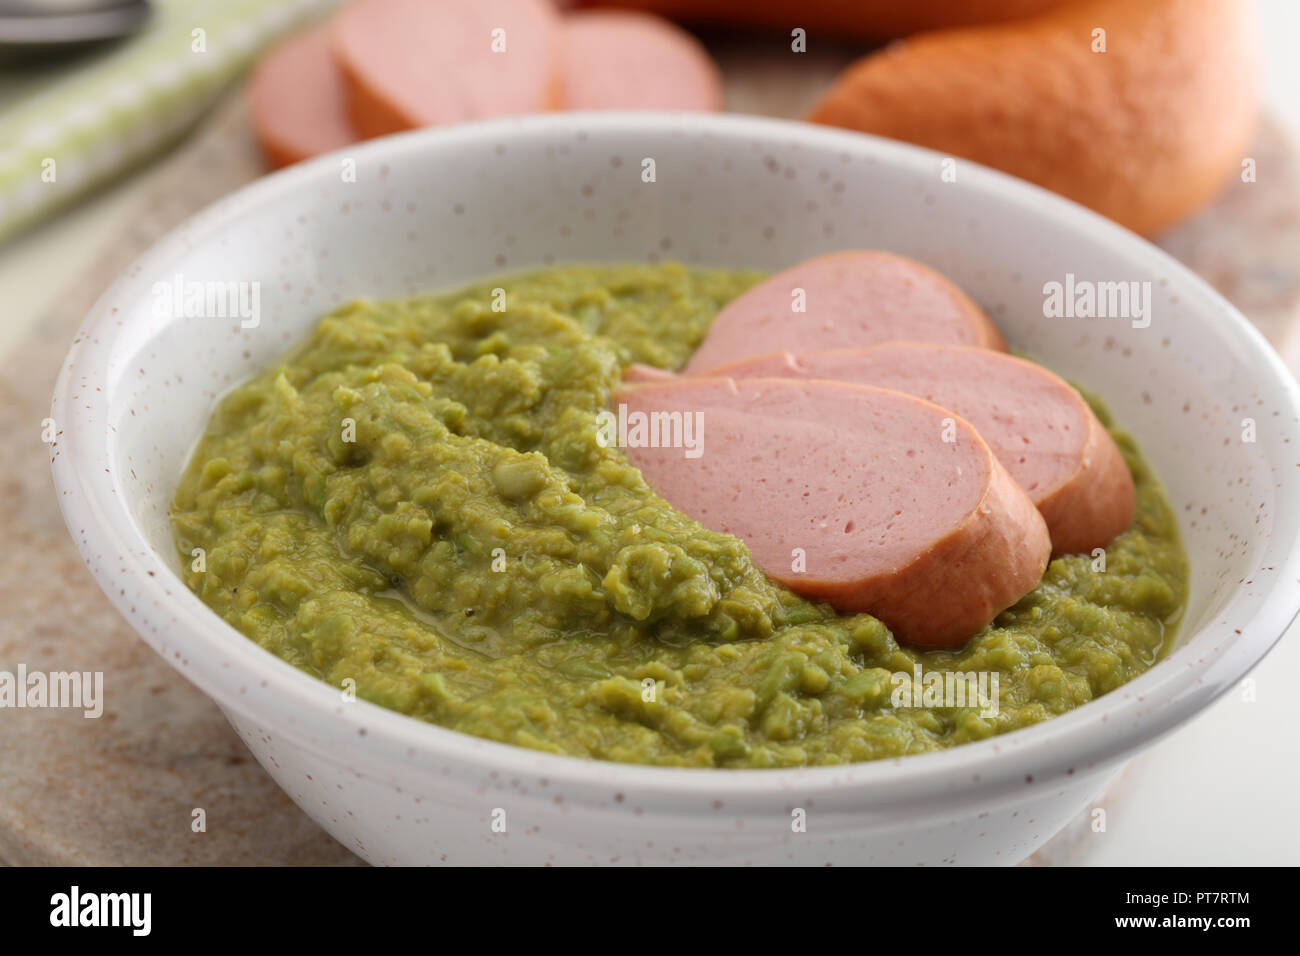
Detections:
[171, 264, 1188, 767]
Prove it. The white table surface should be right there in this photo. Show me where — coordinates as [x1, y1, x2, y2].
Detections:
[3, 1, 1297, 867]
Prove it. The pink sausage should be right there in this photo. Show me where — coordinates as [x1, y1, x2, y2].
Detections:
[611, 376, 1050, 648]
[560, 10, 723, 110]
[249, 26, 359, 169]
[705, 344, 1136, 555]
[332, 0, 561, 138]
[622, 363, 678, 383]
[682, 250, 1006, 374]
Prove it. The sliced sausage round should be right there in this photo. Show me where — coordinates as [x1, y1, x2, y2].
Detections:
[332, 0, 561, 138]
[681, 250, 1006, 374]
[705, 344, 1137, 555]
[611, 377, 1050, 648]
[560, 10, 723, 111]
[249, 26, 359, 169]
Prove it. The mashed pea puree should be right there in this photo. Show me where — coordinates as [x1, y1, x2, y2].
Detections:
[171, 264, 1188, 767]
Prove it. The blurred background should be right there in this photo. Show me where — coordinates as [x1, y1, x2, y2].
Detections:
[0, 0, 1296, 865]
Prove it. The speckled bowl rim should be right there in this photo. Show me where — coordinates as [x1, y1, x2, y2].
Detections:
[51, 112, 1300, 814]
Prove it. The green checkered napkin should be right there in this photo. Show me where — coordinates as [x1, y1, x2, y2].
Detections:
[0, 0, 336, 243]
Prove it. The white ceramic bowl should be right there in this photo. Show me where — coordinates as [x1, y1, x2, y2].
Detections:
[52, 113, 1300, 865]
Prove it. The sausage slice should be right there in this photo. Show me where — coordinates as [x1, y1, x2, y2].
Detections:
[611, 377, 1051, 648]
[560, 11, 723, 111]
[682, 250, 1006, 374]
[332, 0, 561, 138]
[706, 344, 1136, 555]
[249, 27, 359, 169]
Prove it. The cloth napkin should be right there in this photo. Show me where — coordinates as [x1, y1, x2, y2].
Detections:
[0, 0, 335, 243]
